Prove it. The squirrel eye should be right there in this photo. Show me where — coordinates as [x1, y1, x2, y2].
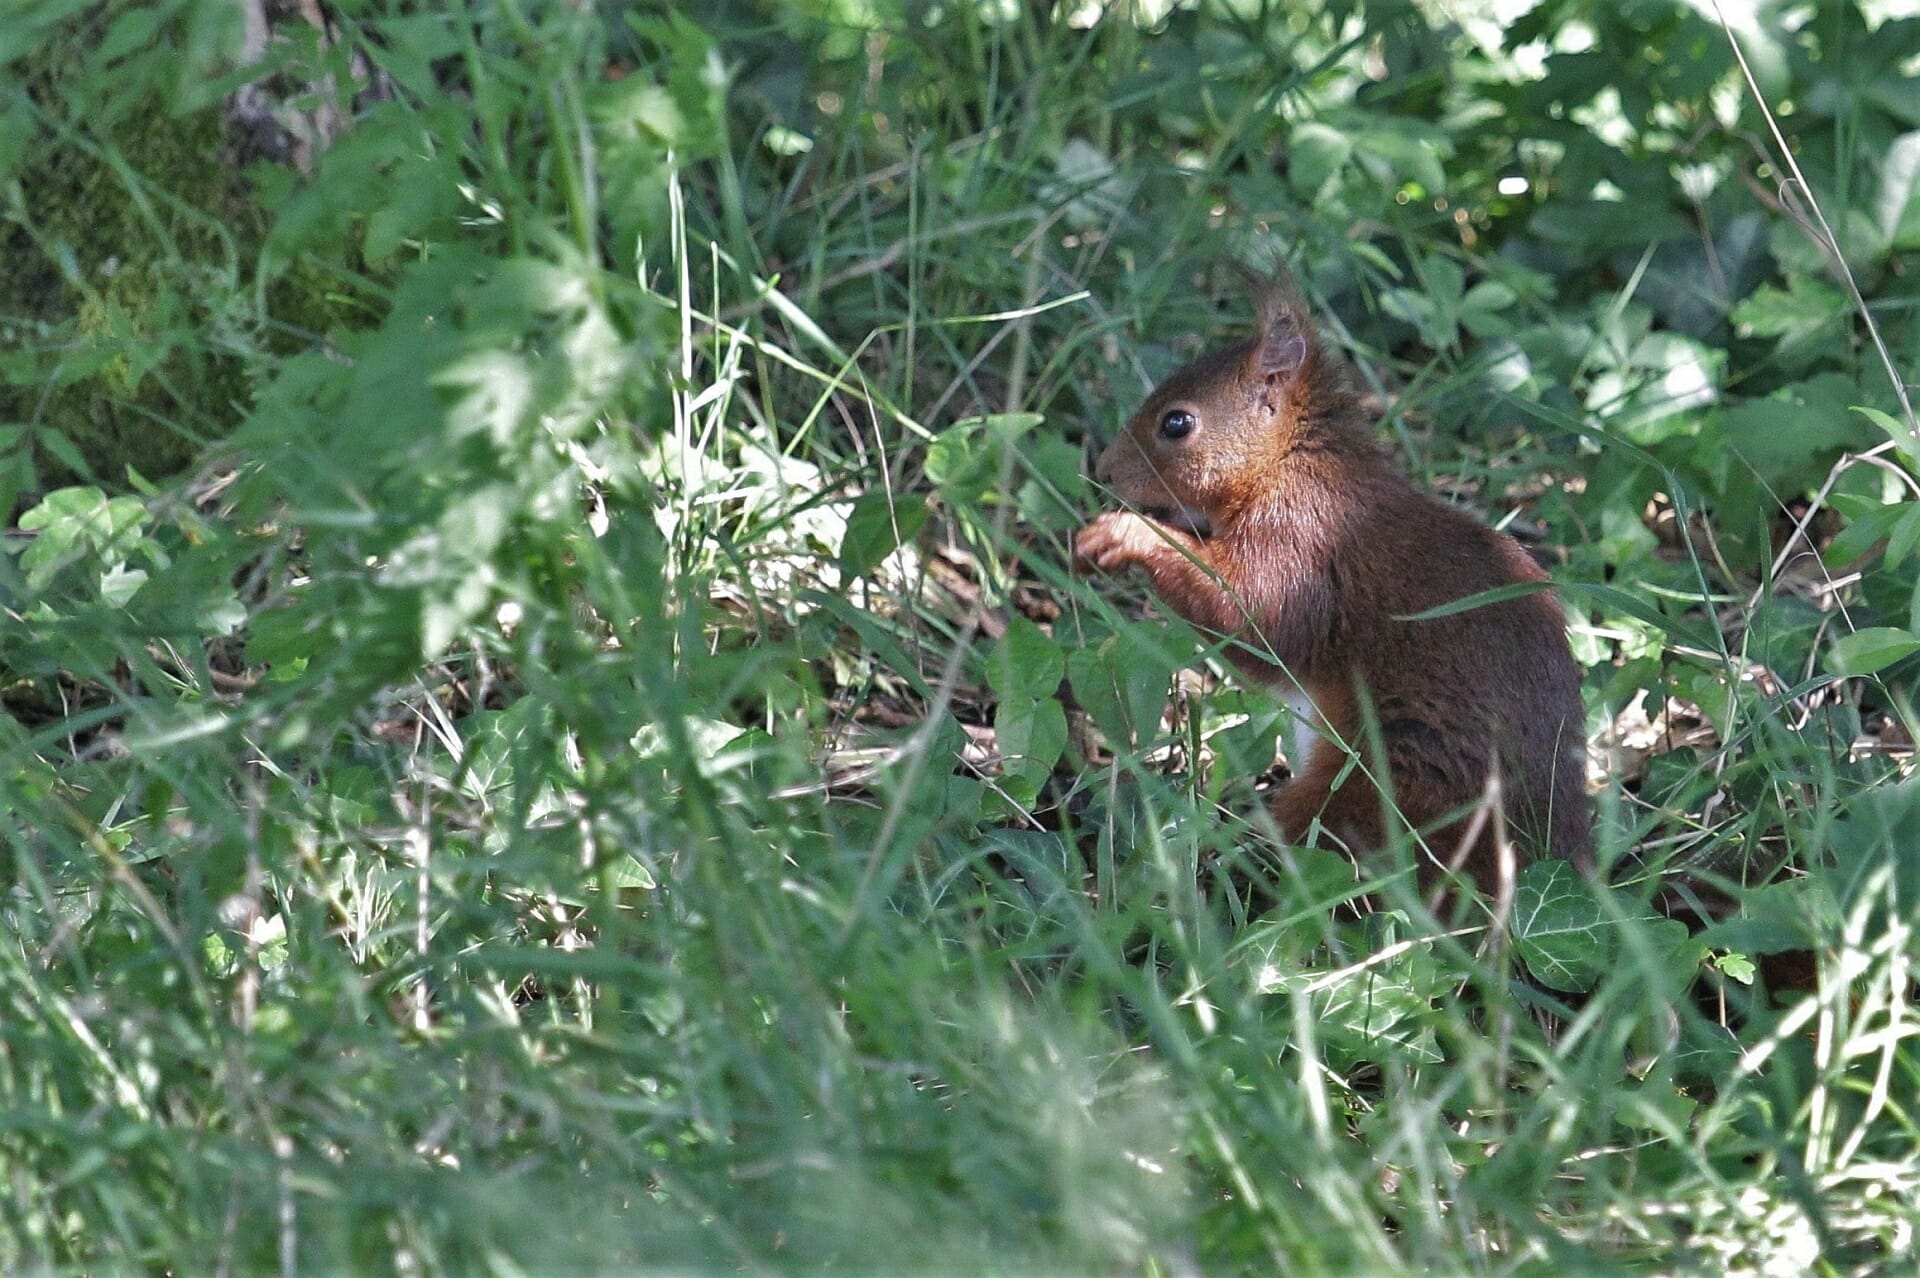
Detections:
[1158, 409, 1197, 441]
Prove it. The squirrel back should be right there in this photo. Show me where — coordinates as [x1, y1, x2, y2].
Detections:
[1074, 269, 1591, 889]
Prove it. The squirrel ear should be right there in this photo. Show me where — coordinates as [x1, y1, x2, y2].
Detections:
[1255, 323, 1309, 380]
[1238, 261, 1313, 381]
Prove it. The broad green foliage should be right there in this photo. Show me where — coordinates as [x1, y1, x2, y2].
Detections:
[989, 616, 1069, 802]
[1511, 859, 1692, 993]
[2, 0, 1918, 1274]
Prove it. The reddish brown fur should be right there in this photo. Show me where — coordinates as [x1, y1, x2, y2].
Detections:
[1073, 271, 1591, 891]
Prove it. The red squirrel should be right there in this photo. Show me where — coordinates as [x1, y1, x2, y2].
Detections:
[1073, 269, 1591, 890]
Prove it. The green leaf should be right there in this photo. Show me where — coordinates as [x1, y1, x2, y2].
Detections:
[975, 828, 1075, 898]
[1674, 666, 1738, 742]
[99, 564, 147, 608]
[1459, 280, 1519, 338]
[1827, 776, 1920, 912]
[1013, 432, 1090, 529]
[17, 486, 151, 591]
[1855, 405, 1920, 472]
[1885, 506, 1920, 570]
[607, 855, 657, 891]
[1826, 627, 1920, 677]
[1714, 375, 1874, 491]
[1618, 1081, 1698, 1135]
[839, 491, 929, 581]
[1567, 581, 1719, 653]
[1236, 847, 1364, 943]
[1731, 277, 1848, 342]
[802, 592, 931, 699]
[1877, 130, 1920, 249]
[1822, 499, 1912, 568]
[1066, 634, 1174, 751]
[1287, 121, 1352, 200]
[1350, 116, 1450, 195]
[1249, 927, 1446, 1067]
[989, 617, 1064, 701]
[994, 694, 1067, 796]
[926, 413, 1041, 506]
[1512, 860, 1609, 993]
[95, 6, 166, 61]
[1590, 332, 1721, 443]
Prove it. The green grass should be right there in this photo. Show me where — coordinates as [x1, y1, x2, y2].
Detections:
[2, 0, 1918, 1273]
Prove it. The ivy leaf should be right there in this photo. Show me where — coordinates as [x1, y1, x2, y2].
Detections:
[1310, 967, 1444, 1066]
[1510, 871, 1693, 995]
[1512, 860, 1610, 993]
[1249, 926, 1447, 1068]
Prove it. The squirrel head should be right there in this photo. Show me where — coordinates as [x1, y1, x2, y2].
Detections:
[1094, 268, 1336, 536]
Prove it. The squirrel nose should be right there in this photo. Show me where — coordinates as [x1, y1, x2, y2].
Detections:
[1093, 437, 1116, 486]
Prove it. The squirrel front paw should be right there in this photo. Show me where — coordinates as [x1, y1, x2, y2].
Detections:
[1072, 511, 1159, 575]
